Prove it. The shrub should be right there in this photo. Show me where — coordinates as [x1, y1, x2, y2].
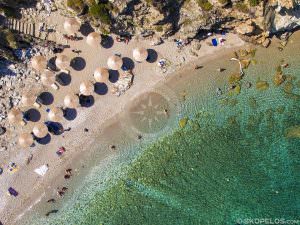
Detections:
[67, 0, 85, 13]
[89, 3, 111, 24]
[5, 31, 17, 49]
[218, 0, 229, 5]
[235, 2, 249, 13]
[155, 25, 163, 32]
[196, 0, 213, 11]
[249, 0, 259, 6]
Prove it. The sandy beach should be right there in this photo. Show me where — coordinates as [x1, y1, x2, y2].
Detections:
[0, 10, 247, 224]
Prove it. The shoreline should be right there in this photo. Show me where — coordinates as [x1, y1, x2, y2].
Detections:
[1, 41, 246, 225]
[16, 31, 300, 224]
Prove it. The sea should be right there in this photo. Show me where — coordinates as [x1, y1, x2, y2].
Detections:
[20, 34, 300, 225]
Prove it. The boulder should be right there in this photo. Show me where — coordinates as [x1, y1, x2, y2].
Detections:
[262, 38, 271, 47]
[0, 127, 6, 135]
[235, 22, 255, 35]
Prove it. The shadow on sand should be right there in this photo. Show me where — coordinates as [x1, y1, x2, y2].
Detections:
[147, 49, 158, 63]
[70, 57, 86, 71]
[24, 108, 41, 122]
[63, 108, 77, 121]
[101, 36, 114, 49]
[94, 83, 108, 95]
[79, 95, 94, 107]
[56, 72, 72, 86]
[38, 92, 54, 105]
[108, 70, 119, 83]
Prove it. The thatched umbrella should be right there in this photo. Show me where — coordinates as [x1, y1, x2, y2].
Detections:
[133, 47, 148, 62]
[80, 81, 94, 96]
[48, 107, 64, 122]
[63, 18, 80, 35]
[41, 70, 56, 86]
[8, 108, 23, 124]
[32, 123, 48, 138]
[31, 55, 47, 72]
[86, 32, 101, 47]
[55, 54, 70, 70]
[64, 94, 79, 108]
[18, 133, 34, 148]
[21, 92, 36, 107]
[107, 55, 122, 70]
[93, 67, 109, 83]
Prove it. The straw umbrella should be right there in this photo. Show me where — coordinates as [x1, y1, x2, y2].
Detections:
[133, 47, 148, 62]
[21, 92, 36, 107]
[31, 55, 47, 72]
[55, 54, 70, 71]
[41, 70, 58, 90]
[18, 133, 34, 148]
[63, 18, 80, 35]
[48, 107, 64, 122]
[8, 108, 23, 124]
[80, 81, 94, 96]
[93, 67, 109, 83]
[64, 94, 79, 108]
[32, 123, 48, 138]
[107, 55, 122, 70]
[86, 32, 101, 47]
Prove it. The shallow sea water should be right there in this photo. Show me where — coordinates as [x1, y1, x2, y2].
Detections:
[21, 35, 300, 225]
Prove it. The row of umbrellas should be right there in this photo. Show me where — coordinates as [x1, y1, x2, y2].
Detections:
[10, 17, 150, 148]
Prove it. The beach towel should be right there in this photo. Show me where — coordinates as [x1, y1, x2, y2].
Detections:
[212, 38, 218, 47]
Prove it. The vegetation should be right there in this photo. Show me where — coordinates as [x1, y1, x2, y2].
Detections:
[67, 0, 85, 13]
[155, 25, 164, 32]
[218, 0, 229, 5]
[196, 0, 213, 11]
[89, 3, 111, 24]
[235, 2, 249, 13]
[249, 0, 259, 7]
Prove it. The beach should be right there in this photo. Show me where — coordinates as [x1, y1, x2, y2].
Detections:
[0, 11, 247, 224]
[14, 31, 300, 225]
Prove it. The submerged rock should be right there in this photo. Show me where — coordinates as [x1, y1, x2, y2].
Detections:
[179, 118, 189, 128]
[256, 80, 269, 91]
[285, 126, 300, 138]
[273, 72, 286, 86]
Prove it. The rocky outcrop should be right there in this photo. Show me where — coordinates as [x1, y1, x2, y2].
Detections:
[264, 0, 300, 33]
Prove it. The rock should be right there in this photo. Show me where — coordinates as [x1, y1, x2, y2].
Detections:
[245, 81, 252, 88]
[262, 38, 271, 47]
[256, 80, 269, 90]
[235, 22, 255, 35]
[150, 37, 163, 46]
[274, 72, 286, 86]
[280, 41, 287, 47]
[0, 146, 7, 152]
[192, 41, 201, 51]
[0, 126, 6, 135]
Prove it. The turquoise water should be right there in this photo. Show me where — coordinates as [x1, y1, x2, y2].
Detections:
[21, 38, 300, 225]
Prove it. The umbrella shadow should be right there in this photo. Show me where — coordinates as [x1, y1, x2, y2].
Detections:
[79, 95, 94, 108]
[101, 35, 114, 49]
[48, 56, 59, 71]
[147, 49, 158, 63]
[63, 108, 77, 121]
[94, 83, 108, 95]
[79, 22, 94, 36]
[122, 57, 135, 70]
[108, 70, 119, 83]
[70, 57, 86, 71]
[56, 72, 72, 86]
[35, 133, 51, 145]
[46, 122, 64, 135]
[24, 108, 41, 122]
[37, 92, 54, 105]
